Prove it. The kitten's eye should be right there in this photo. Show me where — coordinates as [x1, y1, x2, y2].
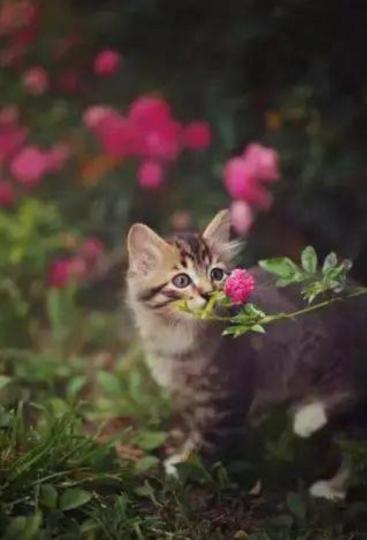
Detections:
[172, 273, 192, 288]
[210, 267, 225, 281]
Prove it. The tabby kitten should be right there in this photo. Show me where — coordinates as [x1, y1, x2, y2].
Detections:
[126, 210, 367, 500]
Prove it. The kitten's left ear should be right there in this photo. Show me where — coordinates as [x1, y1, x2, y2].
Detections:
[203, 209, 231, 245]
[203, 209, 243, 260]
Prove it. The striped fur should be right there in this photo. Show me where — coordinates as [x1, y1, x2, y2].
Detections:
[126, 211, 367, 494]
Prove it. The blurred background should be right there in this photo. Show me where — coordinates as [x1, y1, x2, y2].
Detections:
[1, 2, 367, 536]
[1, 0, 367, 397]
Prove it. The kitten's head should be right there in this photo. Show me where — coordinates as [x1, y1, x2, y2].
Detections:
[126, 210, 241, 319]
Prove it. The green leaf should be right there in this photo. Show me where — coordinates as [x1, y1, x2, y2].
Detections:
[286, 491, 306, 520]
[59, 488, 92, 511]
[251, 324, 265, 334]
[134, 430, 166, 450]
[97, 371, 122, 396]
[301, 246, 318, 274]
[259, 257, 301, 280]
[135, 455, 160, 472]
[0, 375, 12, 389]
[322, 252, 337, 274]
[40, 483, 58, 509]
[66, 375, 87, 397]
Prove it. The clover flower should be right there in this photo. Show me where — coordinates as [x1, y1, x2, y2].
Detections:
[224, 268, 255, 305]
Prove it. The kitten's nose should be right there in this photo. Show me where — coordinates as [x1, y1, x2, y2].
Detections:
[199, 290, 211, 301]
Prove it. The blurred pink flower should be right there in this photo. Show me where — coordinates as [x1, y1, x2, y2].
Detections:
[83, 105, 117, 130]
[22, 66, 49, 95]
[128, 96, 171, 129]
[11, 146, 48, 186]
[0, 0, 36, 35]
[46, 143, 70, 173]
[224, 268, 255, 305]
[48, 257, 87, 288]
[243, 142, 280, 182]
[94, 49, 121, 76]
[97, 114, 141, 158]
[80, 237, 104, 262]
[183, 121, 211, 150]
[230, 201, 254, 235]
[0, 126, 27, 162]
[224, 157, 256, 199]
[143, 120, 182, 160]
[137, 160, 164, 189]
[0, 180, 14, 208]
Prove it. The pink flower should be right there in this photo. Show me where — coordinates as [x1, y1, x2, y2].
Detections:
[243, 143, 280, 182]
[128, 96, 171, 129]
[48, 257, 87, 288]
[143, 120, 182, 160]
[94, 49, 121, 76]
[97, 114, 141, 158]
[46, 143, 70, 173]
[0, 126, 27, 162]
[224, 268, 255, 305]
[183, 121, 211, 150]
[230, 201, 254, 235]
[22, 66, 49, 95]
[0, 180, 14, 208]
[83, 105, 116, 130]
[80, 237, 104, 262]
[224, 157, 273, 209]
[137, 160, 164, 189]
[11, 146, 48, 186]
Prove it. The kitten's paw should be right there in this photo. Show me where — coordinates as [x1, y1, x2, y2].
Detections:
[163, 438, 196, 478]
[163, 455, 179, 477]
[293, 402, 327, 438]
[309, 480, 346, 501]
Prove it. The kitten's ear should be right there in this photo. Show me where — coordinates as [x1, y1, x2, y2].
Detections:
[203, 209, 243, 261]
[203, 209, 231, 245]
[127, 223, 169, 275]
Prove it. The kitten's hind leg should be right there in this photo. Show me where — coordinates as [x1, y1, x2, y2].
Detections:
[309, 465, 349, 501]
[292, 401, 328, 438]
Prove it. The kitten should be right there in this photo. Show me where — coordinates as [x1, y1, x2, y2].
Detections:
[126, 210, 367, 500]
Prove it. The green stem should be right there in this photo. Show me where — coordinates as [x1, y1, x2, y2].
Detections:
[201, 287, 367, 328]
[263, 287, 367, 326]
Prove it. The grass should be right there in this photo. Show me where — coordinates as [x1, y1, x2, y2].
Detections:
[1, 290, 367, 539]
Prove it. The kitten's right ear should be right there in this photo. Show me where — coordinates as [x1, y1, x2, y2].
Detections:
[127, 223, 169, 275]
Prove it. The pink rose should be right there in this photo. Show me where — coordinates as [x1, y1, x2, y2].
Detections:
[224, 157, 273, 209]
[11, 146, 48, 186]
[183, 121, 211, 150]
[143, 120, 182, 161]
[137, 160, 164, 189]
[230, 200, 254, 235]
[224, 268, 255, 305]
[94, 49, 121, 76]
[0, 180, 14, 208]
[22, 66, 49, 95]
[97, 114, 141, 158]
[128, 96, 171, 129]
[0, 106, 19, 126]
[243, 143, 280, 182]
